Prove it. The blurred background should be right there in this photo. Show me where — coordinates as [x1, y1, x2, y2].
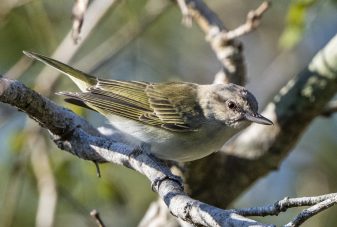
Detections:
[0, 0, 337, 226]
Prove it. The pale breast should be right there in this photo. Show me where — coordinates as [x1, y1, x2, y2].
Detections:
[107, 114, 233, 162]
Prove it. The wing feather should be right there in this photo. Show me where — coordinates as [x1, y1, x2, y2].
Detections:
[59, 80, 204, 132]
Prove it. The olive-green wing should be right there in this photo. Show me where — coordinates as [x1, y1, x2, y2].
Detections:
[60, 80, 202, 132]
[144, 82, 203, 131]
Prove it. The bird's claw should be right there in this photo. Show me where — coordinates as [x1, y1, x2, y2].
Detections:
[151, 174, 184, 192]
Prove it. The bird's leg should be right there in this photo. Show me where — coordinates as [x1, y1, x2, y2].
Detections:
[147, 153, 184, 192]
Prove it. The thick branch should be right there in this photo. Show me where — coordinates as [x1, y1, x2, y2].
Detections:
[0, 77, 270, 227]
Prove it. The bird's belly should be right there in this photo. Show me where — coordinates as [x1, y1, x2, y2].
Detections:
[150, 135, 225, 162]
[108, 115, 231, 162]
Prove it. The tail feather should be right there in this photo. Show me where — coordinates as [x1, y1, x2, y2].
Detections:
[23, 51, 97, 91]
[56, 91, 96, 111]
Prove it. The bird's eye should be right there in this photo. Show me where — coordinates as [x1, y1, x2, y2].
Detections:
[227, 101, 236, 109]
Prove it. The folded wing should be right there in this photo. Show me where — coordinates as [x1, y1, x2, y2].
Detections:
[59, 80, 203, 132]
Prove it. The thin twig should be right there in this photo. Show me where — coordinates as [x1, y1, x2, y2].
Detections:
[93, 161, 102, 178]
[90, 209, 106, 227]
[284, 198, 337, 227]
[176, 0, 192, 26]
[234, 193, 337, 216]
[223, 1, 271, 41]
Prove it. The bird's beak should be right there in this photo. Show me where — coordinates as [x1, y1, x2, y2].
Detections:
[245, 112, 273, 125]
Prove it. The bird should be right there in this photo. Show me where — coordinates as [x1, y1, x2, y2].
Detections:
[23, 51, 273, 162]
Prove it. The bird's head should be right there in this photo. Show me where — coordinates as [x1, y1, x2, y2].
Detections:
[200, 83, 273, 128]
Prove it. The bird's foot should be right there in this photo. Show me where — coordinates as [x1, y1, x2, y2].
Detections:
[147, 154, 184, 192]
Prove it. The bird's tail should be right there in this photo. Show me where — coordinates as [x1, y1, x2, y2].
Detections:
[23, 51, 97, 91]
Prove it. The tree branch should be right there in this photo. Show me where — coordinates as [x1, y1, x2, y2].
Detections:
[285, 197, 337, 227]
[183, 0, 244, 85]
[71, 0, 89, 44]
[90, 209, 106, 227]
[222, 1, 270, 41]
[182, 0, 270, 85]
[234, 193, 337, 216]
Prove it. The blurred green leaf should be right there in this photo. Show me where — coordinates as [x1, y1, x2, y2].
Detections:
[279, 0, 318, 50]
[9, 130, 27, 154]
